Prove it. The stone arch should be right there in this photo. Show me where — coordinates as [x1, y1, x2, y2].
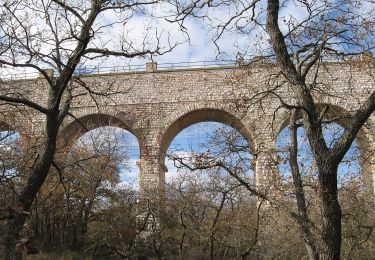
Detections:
[159, 108, 255, 164]
[274, 103, 375, 191]
[60, 113, 143, 155]
[0, 121, 11, 131]
[0, 121, 18, 142]
[0, 114, 26, 134]
[0, 120, 29, 146]
[275, 104, 364, 134]
[274, 103, 374, 150]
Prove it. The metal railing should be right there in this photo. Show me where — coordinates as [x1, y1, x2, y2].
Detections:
[0, 60, 238, 81]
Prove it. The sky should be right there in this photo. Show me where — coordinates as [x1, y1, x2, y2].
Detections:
[276, 122, 360, 183]
[1, 0, 373, 78]
[0, 121, 363, 191]
[0, 1, 251, 78]
[0, 121, 355, 190]
[0, 1, 369, 189]
[68, 123, 253, 190]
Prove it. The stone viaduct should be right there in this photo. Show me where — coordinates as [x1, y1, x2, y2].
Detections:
[1, 61, 374, 194]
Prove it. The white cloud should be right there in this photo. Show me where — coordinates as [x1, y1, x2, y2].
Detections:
[119, 158, 139, 190]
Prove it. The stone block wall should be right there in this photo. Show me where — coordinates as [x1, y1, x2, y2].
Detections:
[0, 62, 374, 195]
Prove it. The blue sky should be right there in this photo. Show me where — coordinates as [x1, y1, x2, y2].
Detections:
[60, 122, 254, 190]
[0, 120, 363, 191]
[166, 122, 253, 184]
[0, 1, 373, 78]
[64, 121, 362, 189]
[276, 122, 360, 183]
[59, 121, 361, 190]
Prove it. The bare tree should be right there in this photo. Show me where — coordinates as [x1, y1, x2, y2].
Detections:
[167, 114, 375, 259]
[169, 0, 375, 258]
[26, 126, 130, 253]
[0, 1, 176, 259]
[165, 124, 264, 258]
[266, 2, 374, 259]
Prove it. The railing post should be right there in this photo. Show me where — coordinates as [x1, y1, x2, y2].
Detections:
[146, 62, 157, 72]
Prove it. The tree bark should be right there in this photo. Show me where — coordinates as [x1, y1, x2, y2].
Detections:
[318, 163, 341, 260]
[289, 109, 319, 260]
[266, 1, 344, 259]
[4, 113, 60, 260]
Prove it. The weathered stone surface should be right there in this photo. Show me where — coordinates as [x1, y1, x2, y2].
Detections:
[0, 62, 374, 193]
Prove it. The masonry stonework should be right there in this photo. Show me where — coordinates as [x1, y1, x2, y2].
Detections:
[1, 62, 374, 195]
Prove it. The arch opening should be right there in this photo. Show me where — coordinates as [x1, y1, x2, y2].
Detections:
[276, 121, 361, 186]
[273, 108, 375, 257]
[0, 130, 23, 203]
[165, 121, 254, 184]
[160, 108, 255, 159]
[66, 126, 141, 191]
[159, 112, 259, 258]
[61, 113, 140, 152]
[0, 130, 21, 178]
[161, 109, 255, 189]
[61, 114, 141, 192]
[276, 104, 373, 163]
[275, 104, 374, 189]
[36, 125, 140, 252]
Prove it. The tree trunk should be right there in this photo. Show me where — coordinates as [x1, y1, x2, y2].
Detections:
[289, 110, 319, 260]
[4, 215, 26, 260]
[4, 115, 59, 260]
[319, 165, 341, 260]
[265, 1, 343, 258]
